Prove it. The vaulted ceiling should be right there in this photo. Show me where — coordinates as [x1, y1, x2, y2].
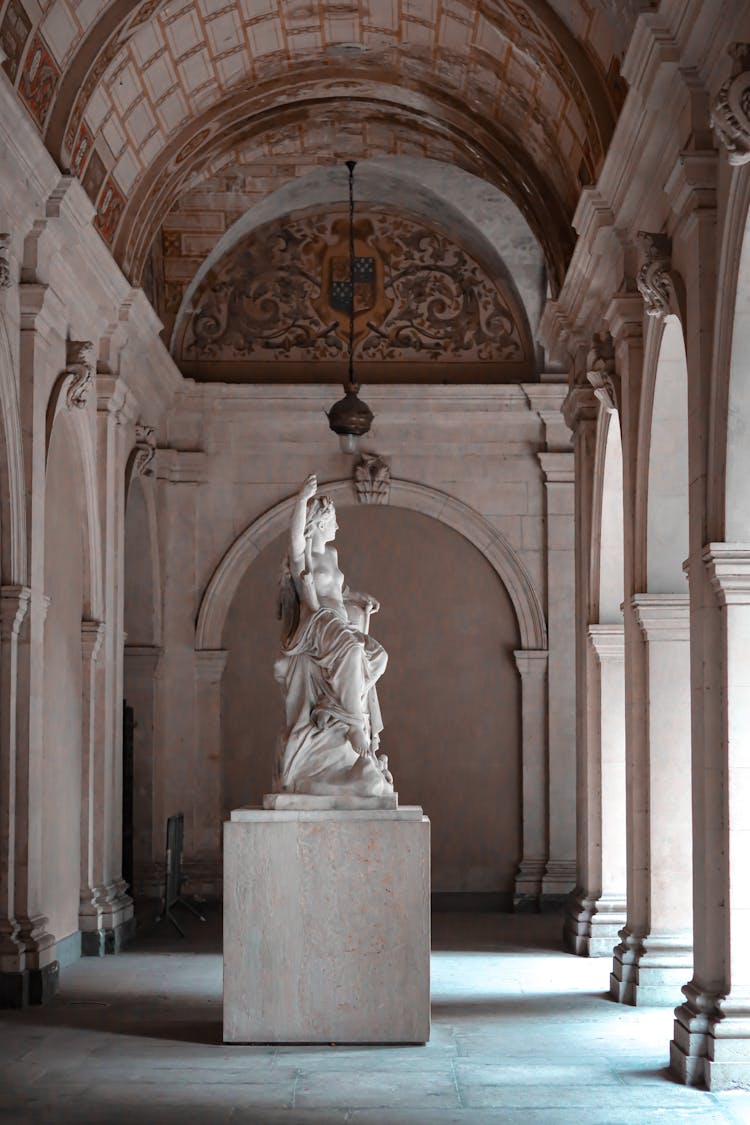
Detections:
[1, 0, 628, 285]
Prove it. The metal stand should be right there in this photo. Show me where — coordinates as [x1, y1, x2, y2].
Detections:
[154, 812, 206, 936]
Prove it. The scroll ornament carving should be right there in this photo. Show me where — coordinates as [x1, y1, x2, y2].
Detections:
[354, 454, 391, 505]
[0, 234, 11, 290]
[65, 340, 95, 408]
[181, 211, 529, 368]
[636, 231, 673, 319]
[133, 423, 156, 477]
[586, 332, 618, 413]
[711, 44, 750, 166]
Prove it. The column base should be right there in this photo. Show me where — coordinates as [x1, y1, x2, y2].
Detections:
[564, 889, 626, 957]
[671, 984, 750, 1089]
[0, 961, 59, 1008]
[541, 859, 576, 903]
[513, 858, 545, 912]
[610, 928, 693, 1006]
[81, 914, 136, 957]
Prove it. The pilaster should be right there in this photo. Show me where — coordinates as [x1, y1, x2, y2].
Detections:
[671, 545, 750, 1088]
[512, 650, 549, 911]
[192, 649, 228, 897]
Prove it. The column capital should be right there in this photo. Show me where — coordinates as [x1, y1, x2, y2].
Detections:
[513, 649, 548, 678]
[631, 593, 690, 641]
[562, 384, 598, 433]
[0, 585, 31, 640]
[587, 622, 624, 661]
[81, 619, 105, 663]
[194, 649, 228, 683]
[703, 543, 750, 606]
[538, 451, 574, 485]
[124, 645, 163, 678]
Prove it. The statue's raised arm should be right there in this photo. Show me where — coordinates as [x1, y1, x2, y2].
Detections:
[272, 476, 394, 802]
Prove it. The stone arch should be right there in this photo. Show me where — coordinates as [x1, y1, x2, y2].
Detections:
[195, 478, 547, 653]
[0, 312, 27, 585]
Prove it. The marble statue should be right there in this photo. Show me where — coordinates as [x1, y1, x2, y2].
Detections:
[273, 474, 394, 797]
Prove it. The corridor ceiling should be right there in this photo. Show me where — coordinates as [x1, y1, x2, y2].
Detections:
[0, 0, 633, 379]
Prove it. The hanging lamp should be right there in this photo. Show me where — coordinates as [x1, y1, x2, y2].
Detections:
[327, 160, 373, 454]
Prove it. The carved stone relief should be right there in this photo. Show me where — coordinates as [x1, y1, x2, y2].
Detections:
[177, 209, 532, 381]
[586, 331, 619, 413]
[636, 231, 673, 319]
[0, 234, 10, 291]
[712, 44, 750, 166]
[133, 424, 156, 477]
[65, 340, 95, 409]
[354, 455, 391, 505]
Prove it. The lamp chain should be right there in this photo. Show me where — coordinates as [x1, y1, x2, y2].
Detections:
[346, 159, 358, 394]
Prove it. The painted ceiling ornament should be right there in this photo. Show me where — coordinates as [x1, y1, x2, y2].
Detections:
[354, 454, 391, 505]
[636, 231, 673, 319]
[133, 423, 157, 477]
[65, 340, 95, 409]
[0, 234, 11, 290]
[587, 331, 618, 413]
[711, 43, 750, 166]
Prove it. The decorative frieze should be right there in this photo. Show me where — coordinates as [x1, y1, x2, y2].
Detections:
[64, 340, 95, 409]
[712, 44, 750, 166]
[636, 232, 673, 319]
[354, 454, 390, 505]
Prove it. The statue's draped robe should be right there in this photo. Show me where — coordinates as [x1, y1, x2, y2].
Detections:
[274, 604, 390, 795]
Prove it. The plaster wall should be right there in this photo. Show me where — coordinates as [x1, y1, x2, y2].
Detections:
[222, 506, 521, 895]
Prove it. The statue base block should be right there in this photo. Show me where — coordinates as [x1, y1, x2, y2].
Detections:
[223, 806, 430, 1044]
[262, 792, 398, 811]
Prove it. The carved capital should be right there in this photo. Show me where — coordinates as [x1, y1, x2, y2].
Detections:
[586, 332, 619, 413]
[636, 232, 673, 319]
[65, 339, 95, 409]
[354, 454, 390, 505]
[711, 44, 750, 165]
[133, 423, 156, 477]
[0, 234, 11, 291]
[562, 383, 598, 433]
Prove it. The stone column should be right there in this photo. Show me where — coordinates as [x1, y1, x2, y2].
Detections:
[91, 376, 135, 949]
[566, 624, 626, 955]
[124, 645, 162, 899]
[190, 649, 228, 898]
[538, 451, 576, 902]
[561, 382, 600, 944]
[610, 595, 692, 1002]
[513, 649, 548, 910]
[671, 546, 750, 1088]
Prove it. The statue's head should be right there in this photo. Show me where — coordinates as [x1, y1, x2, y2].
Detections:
[304, 495, 336, 540]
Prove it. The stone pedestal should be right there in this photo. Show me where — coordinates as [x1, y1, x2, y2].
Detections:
[223, 806, 430, 1044]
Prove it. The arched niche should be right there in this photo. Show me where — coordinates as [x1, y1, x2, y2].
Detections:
[42, 410, 86, 946]
[196, 479, 546, 652]
[221, 504, 522, 896]
[645, 315, 689, 592]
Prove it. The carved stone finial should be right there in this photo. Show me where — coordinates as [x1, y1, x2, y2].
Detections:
[0, 234, 11, 291]
[636, 232, 673, 319]
[133, 423, 157, 477]
[354, 454, 390, 505]
[586, 332, 618, 413]
[65, 340, 95, 409]
[711, 44, 750, 165]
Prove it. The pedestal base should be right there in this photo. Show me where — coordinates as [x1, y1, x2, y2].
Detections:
[610, 930, 692, 1006]
[0, 961, 59, 1008]
[223, 806, 430, 1044]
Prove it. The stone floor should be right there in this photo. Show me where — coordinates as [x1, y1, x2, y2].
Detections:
[1, 908, 749, 1124]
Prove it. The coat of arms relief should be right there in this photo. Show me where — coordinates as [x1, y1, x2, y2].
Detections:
[177, 209, 532, 381]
